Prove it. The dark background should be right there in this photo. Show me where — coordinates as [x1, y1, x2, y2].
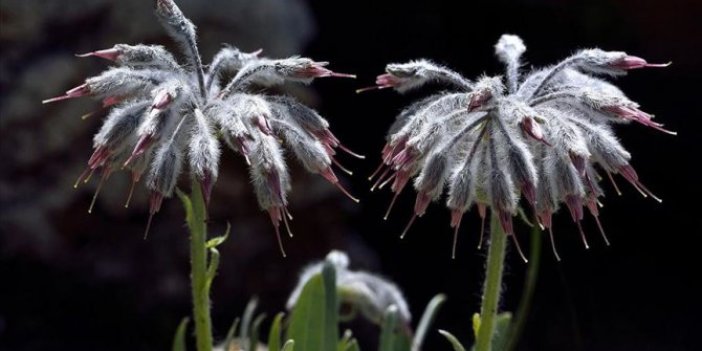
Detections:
[1, 0, 701, 350]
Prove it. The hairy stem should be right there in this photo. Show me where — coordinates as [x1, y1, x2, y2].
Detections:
[528, 56, 578, 99]
[505, 61, 520, 94]
[186, 181, 213, 351]
[434, 69, 473, 91]
[506, 225, 542, 351]
[220, 62, 269, 98]
[528, 90, 578, 106]
[475, 213, 508, 351]
[183, 37, 206, 100]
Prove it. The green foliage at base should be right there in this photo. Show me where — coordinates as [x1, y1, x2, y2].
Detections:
[187, 259, 447, 351]
[286, 261, 340, 351]
[438, 312, 513, 351]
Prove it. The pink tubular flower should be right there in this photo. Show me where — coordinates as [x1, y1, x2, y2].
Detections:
[375, 73, 406, 89]
[290, 60, 357, 79]
[611, 55, 671, 70]
[76, 48, 122, 61]
[602, 105, 677, 135]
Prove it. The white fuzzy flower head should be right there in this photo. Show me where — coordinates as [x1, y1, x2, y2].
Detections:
[43, 0, 361, 256]
[365, 34, 673, 261]
[287, 250, 412, 325]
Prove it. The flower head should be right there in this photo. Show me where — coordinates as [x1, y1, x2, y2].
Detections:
[44, 0, 360, 256]
[287, 250, 412, 325]
[366, 34, 672, 260]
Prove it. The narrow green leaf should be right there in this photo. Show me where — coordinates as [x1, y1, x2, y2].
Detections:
[337, 331, 364, 351]
[396, 335, 412, 351]
[517, 207, 534, 227]
[346, 339, 361, 351]
[240, 297, 259, 341]
[491, 312, 513, 351]
[337, 329, 353, 351]
[224, 318, 240, 351]
[379, 305, 400, 351]
[282, 339, 295, 351]
[286, 273, 325, 350]
[268, 312, 285, 351]
[322, 261, 340, 348]
[438, 330, 466, 351]
[411, 294, 446, 351]
[472, 313, 481, 340]
[286, 263, 338, 351]
[379, 304, 411, 351]
[249, 313, 267, 351]
[205, 222, 231, 249]
[177, 183, 207, 239]
[171, 317, 189, 351]
[205, 247, 220, 291]
[175, 188, 194, 225]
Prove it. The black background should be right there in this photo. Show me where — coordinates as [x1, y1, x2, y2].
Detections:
[2, 0, 702, 350]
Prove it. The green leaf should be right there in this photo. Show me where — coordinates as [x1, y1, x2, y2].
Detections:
[175, 187, 190, 206]
[469, 312, 512, 351]
[268, 312, 285, 351]
[322, 261, 340, 348]
[516, 207, 534, 227]
[282, 340, 295, 351]
[206, 222, 231, 249]
[224, 318, 240, 351]
[240, 297, 259, 341]
[176, 188, 194, 225]
[337, 330, 363, 351]
[411, 294, 446, 351]
[205, 247, 220, 292]
[379, 305, 404, 351]
[397, 337, 411, 351]
[346, 339, 361, 351]
[337, 329, 352, 351]
[177, 183, 206, 236]
[171, 317, 189, 351]
[286, 262, 339, 351]
[472, 313, 481, 340]
[491, 312, 513, 351]
[249, 313, 267, 351]
[286, 273, 325, 349]
[340, 329, 353, 343]
[438, 330, 466, 351]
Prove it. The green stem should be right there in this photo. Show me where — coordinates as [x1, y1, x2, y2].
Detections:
[475, 214, 508, 351]
[186, 182, 213, 351]
[505, 225, 542, 351]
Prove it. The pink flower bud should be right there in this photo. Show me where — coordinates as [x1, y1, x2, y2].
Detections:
[76, 48, 122, 61]
[42, 83, 90, 104]
[468, 90, 492, 111]
[151, 89, 173, 110]
[611, 55, 671, 70]
[293, 61, 356, 79]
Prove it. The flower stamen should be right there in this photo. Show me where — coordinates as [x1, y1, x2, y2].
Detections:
[400, 214, 417, 239]
[88, 167, 112, 214]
